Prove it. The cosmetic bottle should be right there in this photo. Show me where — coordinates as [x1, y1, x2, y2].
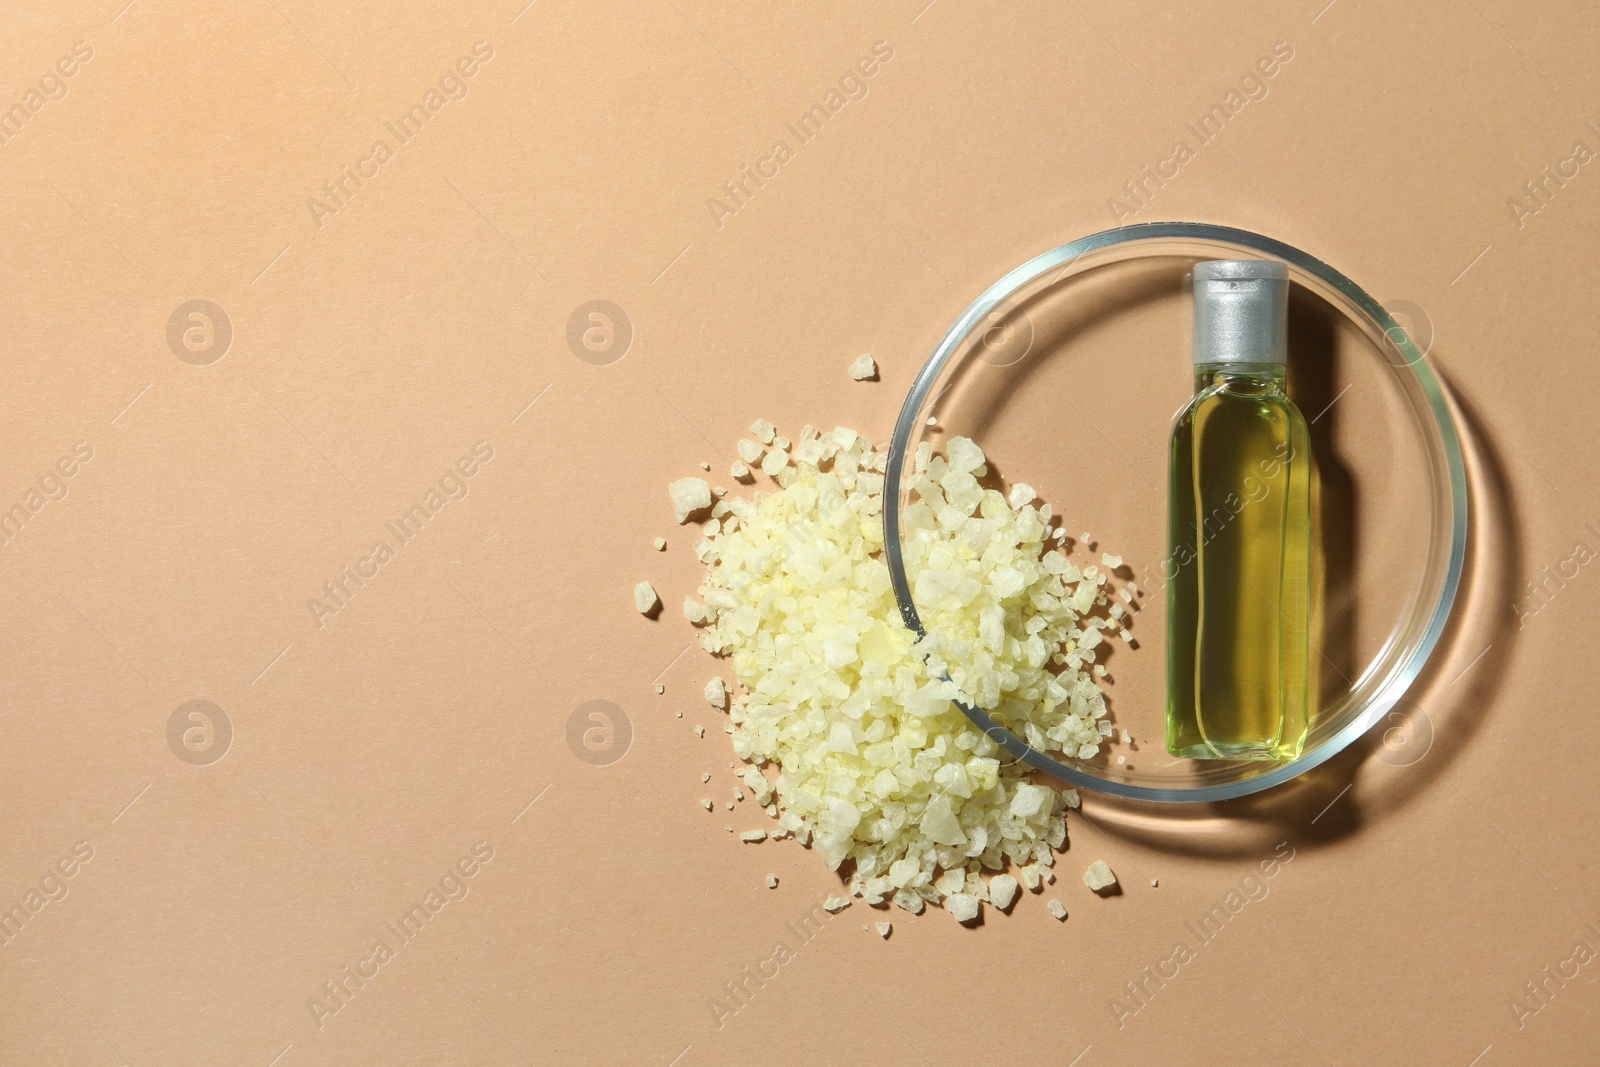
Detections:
[1166, 259, 1310, 760]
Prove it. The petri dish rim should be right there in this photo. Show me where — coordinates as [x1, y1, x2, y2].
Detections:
[882, 221, 1469, 804]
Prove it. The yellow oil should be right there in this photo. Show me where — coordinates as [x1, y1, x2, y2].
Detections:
[1167, 363, 1311, 760]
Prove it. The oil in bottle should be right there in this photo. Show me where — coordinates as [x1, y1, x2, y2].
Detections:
[1166, 260, 1311, 761]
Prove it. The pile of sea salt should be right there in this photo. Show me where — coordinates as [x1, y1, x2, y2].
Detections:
[673, 422, 1129, 922]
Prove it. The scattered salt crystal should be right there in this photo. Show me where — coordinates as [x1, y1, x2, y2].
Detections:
[948, 893, 980, 923]
[668, 478, 712, 523]
[700, 461, 711, 471]
[875, 921, 892, 938]
[701, 799, 712, 810]
[702, 773, 711, 782]
[1084, 860, 1117, 892]
[893, 890, 925, 914]
[1101, 552, 1123, 569]
[824, 896, 851, 913]
[694, 726, 704, 737]
[1047, 899, 1067, 920]
[705, 677, 727, 709]
[1008, 483, 1036, 508]
[740, 830, 767, 842]
[730, 460, 750, 480]
[848, 353, 877, 381]
[766, 873, 778, 888]
[750, 419, 776, 444]
[633, 582, 659, 614]
[653, 537, 667, 551]
[988, 874, 1019, 911]
[655, 684, 665, 695]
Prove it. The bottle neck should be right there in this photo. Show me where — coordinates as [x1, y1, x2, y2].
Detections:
[1193, 361, 1285, 393]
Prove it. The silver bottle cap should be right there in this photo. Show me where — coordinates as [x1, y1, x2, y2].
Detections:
[1192, 259, 1289, 365]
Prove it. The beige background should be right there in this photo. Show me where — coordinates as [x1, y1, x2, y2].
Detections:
[1, 0, 1596, 1064]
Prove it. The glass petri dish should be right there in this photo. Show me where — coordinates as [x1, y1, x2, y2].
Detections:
[883, 222, 1467, 803]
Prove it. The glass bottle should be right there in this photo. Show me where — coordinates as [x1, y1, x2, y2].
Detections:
[1166, 260, 1311, 761]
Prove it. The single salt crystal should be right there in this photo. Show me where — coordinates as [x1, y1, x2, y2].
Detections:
[1009, 783, 1048, 818]
[1019, 866, 1041, 890]
[824, 896, 851, 913]
[668, 477, 712, 523]
[946, 436, 986, 474]
[948, 893, 980, 923]
[699, 461, 710, 471]
[654, 684, 665, 694]
[875, 921, 892, 938]
[694, 726, 704, 737]
[730, 460, 750, 480]
[893, 890, 925, 914]
[740, 830, 767, 842]
[1008, 483, 1036, 508]
[705, 677, 727, 709]
[737, 439, 764, 463]
[701, 799, 713, 810]
[1084, 860, 1117, 891]
[702, 773, 711, 782]
[988, 874, 1019, 911]
[766, 873, 778, 888]
[760, 449, 788, 477]
[750, 419, 776, 444]
[848, 353, 877, 380]
[633, 581, 659, 614]
[1047, 899, 1067, 920]
[794, 438, 827, 465]
[653, 537, 667, 551]
[1101, 552, 1123, 569]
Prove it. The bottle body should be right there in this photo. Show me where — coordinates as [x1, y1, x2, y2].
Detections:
[1166, 363, 1310, 760]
